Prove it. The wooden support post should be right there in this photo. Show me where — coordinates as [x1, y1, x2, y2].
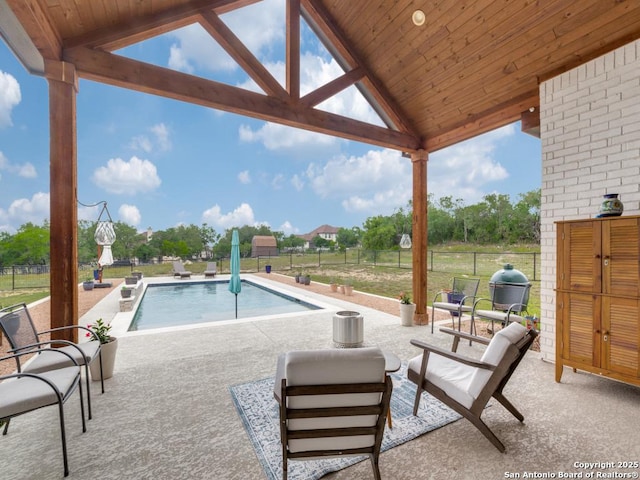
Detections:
[411, 150, 429, 325]
[46, 60, 78, 343]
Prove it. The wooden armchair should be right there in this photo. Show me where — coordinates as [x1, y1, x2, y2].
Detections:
[274, 347, 392, 480]
[407, 323, 537, 452]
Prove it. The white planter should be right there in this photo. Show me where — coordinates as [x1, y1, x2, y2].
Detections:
[400, 303, 416, 326]
[90, 337, 118, 381]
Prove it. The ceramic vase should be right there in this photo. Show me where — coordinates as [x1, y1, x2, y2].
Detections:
[400, 302, 416, 326]
[599, 193, 623, 217]
[90, 337, 118, 381]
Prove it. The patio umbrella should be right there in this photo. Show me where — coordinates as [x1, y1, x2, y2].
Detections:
[228, 229, 242, 318]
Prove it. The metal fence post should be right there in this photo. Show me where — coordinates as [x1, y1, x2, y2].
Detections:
[473, 252, 477, 275]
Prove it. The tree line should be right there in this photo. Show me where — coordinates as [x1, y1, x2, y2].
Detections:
[0, 189, 540, 266]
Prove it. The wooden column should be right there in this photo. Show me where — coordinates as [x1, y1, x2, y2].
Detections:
[46, 60, 78, 343]
[411, 150, 429, 325]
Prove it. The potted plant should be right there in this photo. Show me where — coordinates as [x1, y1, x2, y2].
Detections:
[344, 279, 354, 296]
[86, 318, 117, 381]
[398, 291, 415, 326]
[329, 279, 338, 292]
[303, 273, 311, 285]
[82, 277, 95, 291]
[121, 286, 133, 298]
[265, 264, 272, 274]
[125, 276, 137, 285]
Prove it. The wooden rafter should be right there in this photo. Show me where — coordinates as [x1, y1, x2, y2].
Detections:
[64, 47, 421, 151]
[301, 0, 421, 140]
[6, 0, 62, 60]
[198, 10, 288, 100]
[64, 0, 260, 51]
[286, 0, 301, 100]
[300, 67, 365, 107]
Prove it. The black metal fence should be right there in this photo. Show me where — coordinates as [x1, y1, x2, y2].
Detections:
[0, 249, 539, 292]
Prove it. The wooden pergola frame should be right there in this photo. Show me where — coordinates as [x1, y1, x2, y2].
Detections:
[7, 0, 636, 340]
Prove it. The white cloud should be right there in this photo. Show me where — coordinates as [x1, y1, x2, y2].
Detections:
[151, 123, 171, 151]
[306, 149, 412, 215]
[3, 192, 50, 228]
[290, 174, 304, 192]
[428, 125, 514, 203]
[92, 156, 161, 195]
[239, 122, 336, 151]
[129, 123, 171, 153]
[0, 151, 37, 178]
[201, 202, 257, 229]
[0, 71, 21, 128]
[279, 221, 299, 235]
[119, 204, 141, 226]
[271, 173, 285, 189]
[238, 170, 251, 184]
[167, 0, 284, 74]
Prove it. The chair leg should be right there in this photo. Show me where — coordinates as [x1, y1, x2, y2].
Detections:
[493, 392, 524, 422]
[282, 456, 287, 480]
[467, 415, 506, 453]
[57, 399, 70, 476]
[370, 454, 382, 480]
[78, 376, 87, 433]
[431, 305, 435, 334]
[412, 385, 423, 415]
[99, 351, 105, 394]
[84, 364, 92, 420]
[2, 418, 10, 435]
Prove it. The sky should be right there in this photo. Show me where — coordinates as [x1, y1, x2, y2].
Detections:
[0, 0, 541, 238]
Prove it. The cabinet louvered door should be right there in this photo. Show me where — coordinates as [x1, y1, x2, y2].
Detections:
[559, 292, 599, 367]
[602, 217, 640, 297]
[602, 296, 640, 379]
[558, 221, 601, 292]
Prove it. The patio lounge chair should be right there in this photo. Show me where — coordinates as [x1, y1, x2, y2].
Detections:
[172, 261, 192, 279]
[274, 347, 392, 480]
[407, 322, 537, 452]
[431, 277, 480, 333]
[471, 282, 531, 337]
[204, 262, 217, 278]
[0, 349, 86, 477]
[0, 303, 103, 421]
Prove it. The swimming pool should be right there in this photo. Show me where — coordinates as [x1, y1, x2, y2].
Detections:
[128, 280, 322, 331]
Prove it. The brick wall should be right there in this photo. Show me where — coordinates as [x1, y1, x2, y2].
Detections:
[539, 40, 640, 361]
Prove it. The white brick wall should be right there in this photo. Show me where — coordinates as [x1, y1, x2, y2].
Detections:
[540, 39, 640, 362]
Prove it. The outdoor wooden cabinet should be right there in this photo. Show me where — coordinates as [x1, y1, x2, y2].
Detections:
[556, 216, 640, 387]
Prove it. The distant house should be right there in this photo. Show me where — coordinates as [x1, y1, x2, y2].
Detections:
[251, 235, 278, 257]
[298, 224, 340, 249]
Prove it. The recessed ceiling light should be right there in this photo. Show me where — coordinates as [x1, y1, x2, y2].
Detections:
[412, 10, 426, 26]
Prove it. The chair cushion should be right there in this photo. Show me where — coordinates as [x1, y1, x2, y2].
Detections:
[433, 302, 473, 313]
[279, 347, 385, 453]
[474, 309, 524, 324]
[23, 342, 100, 374]
[0, 366, 79, 418]
[408, 323, 528, 409]
[408, 353, 477, 409]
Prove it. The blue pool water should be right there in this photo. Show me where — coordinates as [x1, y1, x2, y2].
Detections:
[128, 280, 321, 331]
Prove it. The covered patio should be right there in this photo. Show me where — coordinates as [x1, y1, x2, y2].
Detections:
[2, 276, 639, 479]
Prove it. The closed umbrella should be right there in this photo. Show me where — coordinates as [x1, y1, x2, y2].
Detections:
[228, 229, 242, 318]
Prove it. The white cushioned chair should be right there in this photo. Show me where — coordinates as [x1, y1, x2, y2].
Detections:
[0, 349, 86, 477]
[0, 303, 104, 420]
[407, 322, 537, 452]
[274, 347, 392, 480]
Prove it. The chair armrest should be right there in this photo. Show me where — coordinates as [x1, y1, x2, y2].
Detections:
[438, 327, 491, 346]
[472, 297, 493, 312]
[8, 339, 89, 362]
[39, 325, 100, 342]
[410, 338, 495, 371]
[431, 290, 449, 303]
[1, 347, 80, 366]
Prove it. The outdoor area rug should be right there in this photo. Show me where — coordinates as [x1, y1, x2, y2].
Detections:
[229, 363, 461, 480]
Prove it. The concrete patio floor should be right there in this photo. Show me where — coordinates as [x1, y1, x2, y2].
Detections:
[1, 275, 639, 480]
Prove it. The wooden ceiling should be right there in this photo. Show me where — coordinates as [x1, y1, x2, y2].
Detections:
[4, 0, 640, 152]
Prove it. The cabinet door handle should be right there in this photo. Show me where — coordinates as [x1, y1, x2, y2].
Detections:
[603, 331, 609, 342]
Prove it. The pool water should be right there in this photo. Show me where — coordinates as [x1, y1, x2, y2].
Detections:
[128, 280, 321, 331]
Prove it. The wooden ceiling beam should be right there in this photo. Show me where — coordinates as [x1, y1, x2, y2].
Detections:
[300, 67, 365, 107]
[64, 0, 260, 51]
[425, 91, 539, 152]
[301, 0, 420, 138]
[64, 47, 421, 152]
[6, 0, 62, 60]
[286, 0, 301, 101]
[198, 10, 288, 100]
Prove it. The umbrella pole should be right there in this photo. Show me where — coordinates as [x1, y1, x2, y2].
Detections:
[235, 293, 238, 318]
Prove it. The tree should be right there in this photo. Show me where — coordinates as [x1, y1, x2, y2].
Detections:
[361, 216, 397, 250]
[0, 222, 50, 265]
[336, 227, 360, 248]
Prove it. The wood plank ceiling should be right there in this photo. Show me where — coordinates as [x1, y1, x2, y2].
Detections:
[5, 0, 640, 152]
